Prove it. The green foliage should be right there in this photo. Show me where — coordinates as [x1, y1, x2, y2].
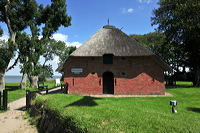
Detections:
[0, 0, 37, 32]
[0, 27, 3, 36]
[57, 46, 76, 66]
[130, 32, 186, 72]
[130, 32, 166, 57]
[38, 64, 53, 81]
[0, 40, 14, 70]
[0, 0, 71, 89]
[33, 87, 200, 132]
[42, 39, 66, 63]
[0, 0, 39, 90]
[151, 0, 200, 85]
[37, 0, 72, 38]
[25, 0, 71, 81]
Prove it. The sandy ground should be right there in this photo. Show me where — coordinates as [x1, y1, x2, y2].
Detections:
[0, 97, 38, 133]
[0, 87, 61, 133]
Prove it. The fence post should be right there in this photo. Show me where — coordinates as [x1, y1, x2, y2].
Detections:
[26, 90, 31, 110]
[46, 87, 48, 94]
[3, 90, 8, 111]
[61, 84, 63, 92]
[0, 91, 1, 108]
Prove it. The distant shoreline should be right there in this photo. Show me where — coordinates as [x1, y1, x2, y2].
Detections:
[5, 75, 62, 83]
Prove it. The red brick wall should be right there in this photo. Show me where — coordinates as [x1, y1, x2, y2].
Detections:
[63, 56, 165, 95]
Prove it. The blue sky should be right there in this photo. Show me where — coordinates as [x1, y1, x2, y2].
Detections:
[2, 0, 159, 76]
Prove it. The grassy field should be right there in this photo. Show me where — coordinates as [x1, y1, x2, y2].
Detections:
[0, 80, 58, 112]
[4, 80, 58, 103]
[33, 87, 200, 132]
[176, 81, 193, 86]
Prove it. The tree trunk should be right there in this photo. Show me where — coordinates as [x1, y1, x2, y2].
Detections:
[0, 71, 5, 92]
[29, 75, 38, 88]
[1, 1, 17, 91]
[195, 69, 200, 87]
[0, 60, 10, 91]
[20, 73, 27, 89]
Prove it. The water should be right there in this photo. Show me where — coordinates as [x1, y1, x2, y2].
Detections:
[4, 75, 62, 83]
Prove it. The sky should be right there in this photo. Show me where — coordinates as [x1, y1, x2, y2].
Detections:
[1, 0, 160, 76]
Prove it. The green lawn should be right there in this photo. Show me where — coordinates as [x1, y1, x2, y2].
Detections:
[33, 87, 200, 132]
[4, 80, 58, 103]
[176, 81, 193, 86]
[0, 80, 57, 112]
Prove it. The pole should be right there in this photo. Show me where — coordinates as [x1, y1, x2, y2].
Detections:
[26, 90, 30, 110]
[0, 91, 1, 108]
[172, 105, 177, 113]
[3, 90, 8, 111]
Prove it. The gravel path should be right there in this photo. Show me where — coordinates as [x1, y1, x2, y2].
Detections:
[0, 97, 38, 133]
[0, 87, 61, 133]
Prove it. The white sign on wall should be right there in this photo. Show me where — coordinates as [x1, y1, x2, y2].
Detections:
[71, 68, 83, 74]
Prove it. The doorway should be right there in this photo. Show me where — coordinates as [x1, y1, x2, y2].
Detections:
[103, 72, 114, 94]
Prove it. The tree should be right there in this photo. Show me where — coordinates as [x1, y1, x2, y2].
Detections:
[130, 32, 166, 58]
[16, 33, 68, 88]
[39, 39, 66, 81]
[56, 46, 76, 80]
[0, 0, 71, 89]
[151, 0, 200, 86]
[57, 46, 76, 66]
[14, 0, 72, 88]
[15, 32, 31, 89]
[26, 0, 71, 87]
[130, 32, 187, 73]
[0, 0, 37, 91]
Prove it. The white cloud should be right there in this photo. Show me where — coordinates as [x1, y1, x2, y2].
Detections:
[0, 34, 9, 41]
[121, 8, 135, 14]
[52, 56, 59, 64]
[137, 0, 152, 4]
[52, 33, 68, 42]
[127, 8, 134, 13]
[66, 41, 82, 48]
[52, 33, 82, 47]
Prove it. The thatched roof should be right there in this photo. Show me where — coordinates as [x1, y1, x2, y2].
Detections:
[56, 25, 172, 72]
[70, 25, 155, 57]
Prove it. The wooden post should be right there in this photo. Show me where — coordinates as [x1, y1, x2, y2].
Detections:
[26, 90, 30, 110]
[0, 91, 1, 108]
[61, 84, 63, 92]
[3, 90, 8, 110]
[46, 86, 48, 94]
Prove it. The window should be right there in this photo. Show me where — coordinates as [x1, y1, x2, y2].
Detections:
[103, 54, 113, 64]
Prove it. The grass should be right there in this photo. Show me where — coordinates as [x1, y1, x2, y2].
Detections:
[33, 87, 200, 132]
[0, 80, 58, 113]
[176, 81, 193, 86]
[2, 80, 58, 104]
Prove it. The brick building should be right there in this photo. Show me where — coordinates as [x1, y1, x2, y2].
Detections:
[57, 25, 171, 95]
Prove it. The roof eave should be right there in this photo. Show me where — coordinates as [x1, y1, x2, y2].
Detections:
[153, 55, 172, 72]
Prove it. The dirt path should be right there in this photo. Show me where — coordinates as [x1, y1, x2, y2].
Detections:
[0, 97, 38, 133]
[0, 87, 61, 133]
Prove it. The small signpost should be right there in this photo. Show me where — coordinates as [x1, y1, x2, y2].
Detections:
[71, 68, 83, 74]
[170, 100, 178, 113]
